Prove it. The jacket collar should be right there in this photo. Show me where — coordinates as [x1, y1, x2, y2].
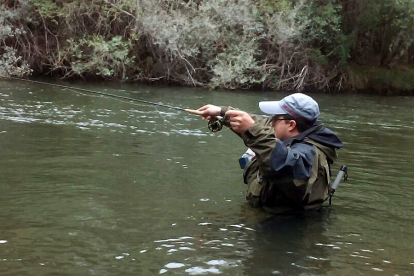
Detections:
[282, 122, 324, 147]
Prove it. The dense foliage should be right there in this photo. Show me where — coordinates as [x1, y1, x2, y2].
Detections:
[1, 0, 414, 93]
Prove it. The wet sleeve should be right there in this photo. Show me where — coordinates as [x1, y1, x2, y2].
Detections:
[270, 142, 316, 180]
[241, 119, 276, 175]
[219, 106, 237, 128]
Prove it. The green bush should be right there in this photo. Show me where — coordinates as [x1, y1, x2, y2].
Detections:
[61, 35, 134, 80]
[1, 0, 414, 93]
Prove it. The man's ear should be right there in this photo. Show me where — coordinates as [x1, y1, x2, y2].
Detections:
[288, 120, 297, 131]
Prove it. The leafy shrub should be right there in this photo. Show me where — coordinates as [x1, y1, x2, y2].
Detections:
[0, 3, 32, 77]
[61, 35, 134, 80]
[1, 0, 413, 93]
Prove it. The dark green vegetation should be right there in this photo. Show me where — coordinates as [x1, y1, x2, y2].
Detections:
[1, 0, 414, 94]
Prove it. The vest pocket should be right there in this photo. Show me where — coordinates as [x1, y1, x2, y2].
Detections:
[246, 173, 264, 207]
[247, 176, 263, 196]
[243, 158, 257, 184]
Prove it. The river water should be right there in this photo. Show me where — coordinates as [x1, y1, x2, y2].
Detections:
[1, 79, 414, 275]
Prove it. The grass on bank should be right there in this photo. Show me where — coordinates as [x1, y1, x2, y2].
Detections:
[347, 64, 414, 95]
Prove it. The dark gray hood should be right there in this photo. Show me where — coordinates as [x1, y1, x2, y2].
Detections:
[283, 122, 343, 149]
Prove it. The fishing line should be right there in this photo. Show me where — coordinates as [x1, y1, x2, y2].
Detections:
[67, 87, 197, 131]
[0, 76, 202, 114]
[1, 76, 208, 131]
[154, 106, 205, 132]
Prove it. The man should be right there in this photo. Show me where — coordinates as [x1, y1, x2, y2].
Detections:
[197, 93, 343, 213]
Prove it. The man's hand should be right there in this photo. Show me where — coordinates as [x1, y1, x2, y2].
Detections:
[197, 104, 221, 120]
[226, 110, 255, 133]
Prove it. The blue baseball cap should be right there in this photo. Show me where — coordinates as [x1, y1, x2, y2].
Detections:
[259, 93, 320, 122]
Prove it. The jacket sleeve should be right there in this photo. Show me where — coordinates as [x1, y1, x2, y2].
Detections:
[218, 107, 276, 174]
[239, 119, 277, 176]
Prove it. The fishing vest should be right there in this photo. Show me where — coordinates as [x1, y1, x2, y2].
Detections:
[243, 137, 332, 213]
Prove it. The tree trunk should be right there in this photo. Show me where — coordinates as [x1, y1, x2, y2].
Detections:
[408, 45, 414, 67]
[382, 30, 405, 69]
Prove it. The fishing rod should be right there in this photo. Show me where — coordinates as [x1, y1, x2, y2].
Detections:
[0, 76, 224, 132]
[0, 76, 204, 115]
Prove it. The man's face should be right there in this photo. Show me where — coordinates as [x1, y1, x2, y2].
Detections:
[271, 115, 296, 141]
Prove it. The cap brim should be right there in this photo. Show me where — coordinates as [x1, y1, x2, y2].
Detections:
[259, 101, 288, 115]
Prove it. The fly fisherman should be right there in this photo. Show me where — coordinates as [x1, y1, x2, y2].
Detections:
[197, 93, 343, 213]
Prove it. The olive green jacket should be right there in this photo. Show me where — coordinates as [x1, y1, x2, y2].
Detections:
[221, 107, 342, 213]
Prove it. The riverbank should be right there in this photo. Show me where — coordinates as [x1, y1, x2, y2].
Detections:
[18, 66, 414, 96]
[1, 0, 413, 95]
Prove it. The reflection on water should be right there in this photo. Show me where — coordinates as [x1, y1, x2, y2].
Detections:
[1, 80, 414, 275]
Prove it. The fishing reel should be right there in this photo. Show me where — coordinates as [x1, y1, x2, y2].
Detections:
[208, 118, 223, 133]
